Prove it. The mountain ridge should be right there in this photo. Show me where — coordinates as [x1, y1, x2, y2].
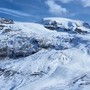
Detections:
[0, 17, 90, 90]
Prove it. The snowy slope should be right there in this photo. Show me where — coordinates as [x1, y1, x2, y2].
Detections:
[0, 17, 90, 90]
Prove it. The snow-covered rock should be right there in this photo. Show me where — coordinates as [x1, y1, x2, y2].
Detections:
[0, 17, 90, 90]
[42, 17, 90, 34]
[0, 17, 14, 24]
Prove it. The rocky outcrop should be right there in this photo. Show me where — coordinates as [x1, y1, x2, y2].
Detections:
[44, 21, 60, 30]
[42, 18, 90, 34]
[2, 29, 12, 33]
[0, 68, 19, 77]
[0, 33, 72, 58]
[0, 31, 40, 58]
[75, 28, 88, 34]
[0, 25, 5, 30]
[0, 17, 14, 24]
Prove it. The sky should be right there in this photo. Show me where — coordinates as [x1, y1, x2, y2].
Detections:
[0, 0, 90, 23]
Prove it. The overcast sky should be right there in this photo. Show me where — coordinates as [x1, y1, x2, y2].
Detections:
[0, 0, 90, 22]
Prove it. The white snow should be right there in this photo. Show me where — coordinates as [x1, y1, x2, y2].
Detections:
[0, 17, 90, 90]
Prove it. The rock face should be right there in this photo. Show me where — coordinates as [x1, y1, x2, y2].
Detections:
[0, 29, 73, 58]
[75, 28, 88, 34]
[44, 21, 60, 30]
[0, 32, 39, 58]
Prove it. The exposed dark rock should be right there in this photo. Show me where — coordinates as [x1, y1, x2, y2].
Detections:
[0, 25, 5, 30]
[0, 35, 40, 59]
[44, 20, 60, 30]
[2, 29, 12, 33]
[0, 17, 14, 24]
[30, 71, 46, 77]
[44, 25, 59, 30]
[0, 68, 19, 77]
[75, 28, 88, 34]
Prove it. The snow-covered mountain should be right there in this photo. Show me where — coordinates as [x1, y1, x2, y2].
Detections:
[0, 17, 90, 90]
[42, 17, 90, 33]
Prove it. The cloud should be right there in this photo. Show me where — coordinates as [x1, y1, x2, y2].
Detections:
[81, 0, 90, 7]
[56, 0, 73, 3]
[45, 0, 68, 15]
[55, 0, 90, 7]
[0, 8, 31, 17]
